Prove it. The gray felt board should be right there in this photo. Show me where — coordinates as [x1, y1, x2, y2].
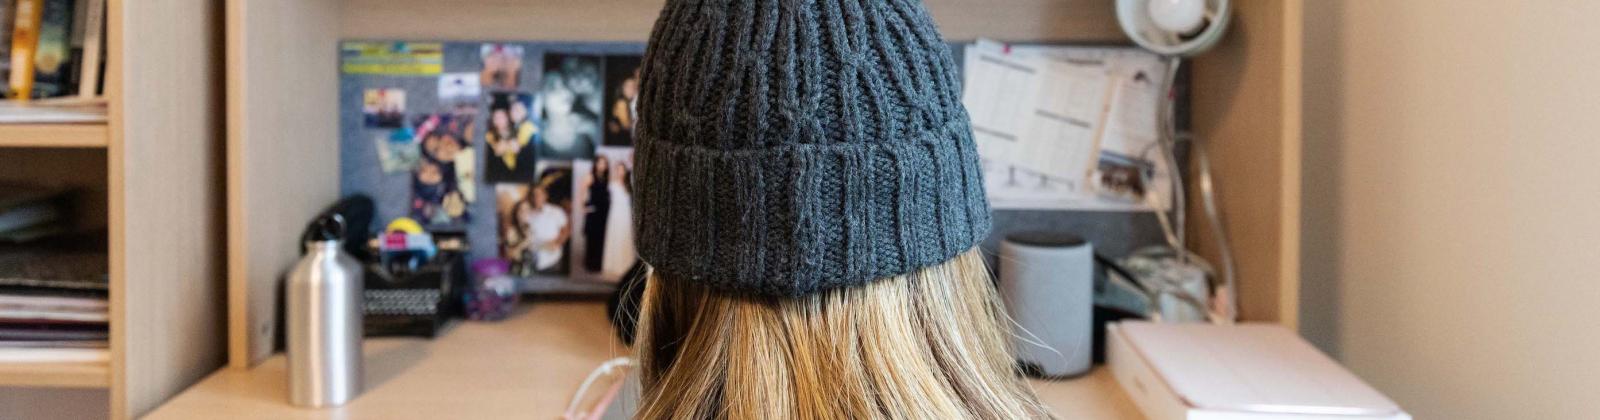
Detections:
[339, 40, 1186, 302]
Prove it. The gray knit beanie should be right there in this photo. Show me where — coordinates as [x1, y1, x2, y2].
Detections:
[633, 0, 990, 297]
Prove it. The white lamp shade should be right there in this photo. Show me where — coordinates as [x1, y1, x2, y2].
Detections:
[1116, 0, 1231, 57]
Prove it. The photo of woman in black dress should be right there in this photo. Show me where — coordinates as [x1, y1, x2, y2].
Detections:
[580, 154, 611, 272]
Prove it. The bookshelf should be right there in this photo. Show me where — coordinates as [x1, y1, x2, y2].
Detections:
[0, 147, 108, 395]
[0, 0, 224, 419]
[0, 122, 108, 148]
[0, 361, 108, 388]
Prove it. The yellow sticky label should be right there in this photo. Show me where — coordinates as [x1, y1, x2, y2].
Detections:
[341, 42, 445, 76]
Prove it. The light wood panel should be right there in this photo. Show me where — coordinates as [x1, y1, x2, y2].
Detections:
[1032, 369, 1142, 419]
[1186, 0, 1302, 324]
[0, 123, 109, 148]
[338, 0, 1127, 42]
[107, 0, 227, 418]
[0, 362, 109, 388]
[150, 302, 1139, 419]
[1277, 0, 1303, 328]
[226, 0, 343, 369]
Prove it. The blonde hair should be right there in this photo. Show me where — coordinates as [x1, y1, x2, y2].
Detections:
[634, 249, 1050, 419]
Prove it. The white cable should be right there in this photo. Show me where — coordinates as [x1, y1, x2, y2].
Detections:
[1195, 143, 1239, 323]
[564, 357, 636, 419]
[1159, 58, 1186, 255]
[1148, 56, 1240, 324]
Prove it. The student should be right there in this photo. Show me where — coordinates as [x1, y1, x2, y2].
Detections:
[599, 161, 634, 279]
[605, 68, 639, 146]
[630, 1, 1050, 418]
[480, 44, 522, 90]
[522, 181, 570, 272]
[484, 94, 539, 183]
[409, 157, 454, 225]
[580, 155, 611, 273]
[540, 69, 600, 159]
[510, 97, 537, 151]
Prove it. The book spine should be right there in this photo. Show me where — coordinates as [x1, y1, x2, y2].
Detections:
[29, 0, 70, 98]
[8, 0, 39, 100]
[64, 0, 80, 93]
[73, 0, 95, 98]
[0, 0, 15, 97]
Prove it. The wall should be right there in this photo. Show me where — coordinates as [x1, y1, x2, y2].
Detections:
[1189, 0, 1301, 324]
[1300, 1, 1600, 418]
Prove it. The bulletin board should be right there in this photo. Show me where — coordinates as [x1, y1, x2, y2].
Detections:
[340, 41, 645, 296]
[339, 40, 1185, 298]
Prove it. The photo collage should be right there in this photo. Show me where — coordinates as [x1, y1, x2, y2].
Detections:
[345, 41, 644, 292]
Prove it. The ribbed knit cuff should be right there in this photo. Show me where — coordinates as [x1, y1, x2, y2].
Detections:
[633, 119, 992, 297]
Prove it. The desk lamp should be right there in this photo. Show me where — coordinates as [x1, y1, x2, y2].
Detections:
[1113, 0, 1239, 324]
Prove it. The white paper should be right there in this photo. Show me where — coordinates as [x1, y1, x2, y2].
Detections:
[1016, 58, 1107, 182]
[963, 44, 1043, 169]
[0, 348, 109, 364]
[966, 42, 1172, 211]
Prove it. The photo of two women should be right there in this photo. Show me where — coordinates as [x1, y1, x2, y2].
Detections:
[570, 149, 635, 282]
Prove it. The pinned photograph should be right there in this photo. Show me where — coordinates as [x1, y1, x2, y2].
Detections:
[538, 54, 602, 160]
[374, 127, 420, 173]
[480, 43, 525, 91]
[363, 88, 407, 128]
[496, 183, 532, 274]
[570, 148, 636, 282]
[602, 55, 643, 147]
[411, 156, 468, 227]
[410, 113, 476, 226]
[438, 72, 483, 110]
[483, 92, 540, 183]
[437, 110, 480, 203]
[1092, 154, 1152, 206]
[501, 162, 574, 276]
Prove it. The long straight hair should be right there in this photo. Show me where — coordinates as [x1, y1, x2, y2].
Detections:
[634, 249, 1050, 419]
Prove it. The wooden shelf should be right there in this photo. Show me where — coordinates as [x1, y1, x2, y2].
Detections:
[0, 361, 110, 389]
[0, 123, 110, 148]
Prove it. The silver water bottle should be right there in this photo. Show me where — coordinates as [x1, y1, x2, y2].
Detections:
[287, 215, 364, 407]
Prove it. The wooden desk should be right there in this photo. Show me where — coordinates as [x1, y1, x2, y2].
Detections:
[147, 302, 1140, 419]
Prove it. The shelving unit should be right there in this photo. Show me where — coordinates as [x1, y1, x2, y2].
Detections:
[0, 144, 110, 394]
[0, 0, 225, 419]
[0, 123, 109, 148]
[0, 362, 110, 389]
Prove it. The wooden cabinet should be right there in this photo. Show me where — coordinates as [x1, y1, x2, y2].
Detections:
[0, 1, 225, 418]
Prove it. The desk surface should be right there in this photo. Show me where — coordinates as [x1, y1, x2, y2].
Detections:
[147, 302, 1139, 419]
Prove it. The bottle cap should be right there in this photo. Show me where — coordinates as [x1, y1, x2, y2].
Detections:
[312, 214, 346, 242]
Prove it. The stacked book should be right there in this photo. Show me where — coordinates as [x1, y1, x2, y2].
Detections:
[0, 183, 105, 363]
[0, 249, 106, 362]
[0, 0, 105, 101]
